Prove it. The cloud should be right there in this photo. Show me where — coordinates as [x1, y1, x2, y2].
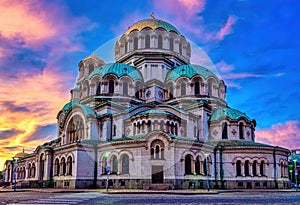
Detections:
[216, 60, 235, 73]
[222, 73, 265, 80]
[217, 16, 236, 40]
[256, 120, 300, 149]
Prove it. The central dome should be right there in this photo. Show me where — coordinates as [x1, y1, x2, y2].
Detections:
[125, 19, 181, 35]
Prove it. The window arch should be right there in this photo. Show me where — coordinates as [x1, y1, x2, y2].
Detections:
[158, 35, 163, 49]
[194, 81, 200, 95]
[61, 157, 66, 175]
[28, 164, 32, 178]
[185, 154, 192, 175]
[108, 80, 114, 93]
[195, 156, 201, 175]
[222, 122, 228, 139]
[236, 160, 242, 176]
[145, 35, 150, 48]
[134, 37, 138, 50]
[150, 139, 165, 160]
[111, 155, 118, 174]
[54, 158, 60, 176]
[88, 64, 94, 74]
[123, 81, 128, 95]
[239, 122, 244, 139]
[39, 154, 45, 180]
[32, 163, 36, 177]
[260, 161, 265, 176]
[96, 81, 101, 95]
[181, 82, 186, 95]
[121, 154, 129, 174]
[245, 160, 250, 176]
[253, 160, 257, 176]
[67, 156, 72, 175]
[67, 116, 84, 143]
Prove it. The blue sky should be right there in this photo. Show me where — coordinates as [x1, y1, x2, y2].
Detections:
[0, 0, 299, 166]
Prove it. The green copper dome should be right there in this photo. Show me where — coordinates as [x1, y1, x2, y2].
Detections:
[88, 63, 143, 81]
[61, 101, 96, 117]
[165, 64, 219, 82]
[125, 19, 181, 35]
[209, 107, 252, 122]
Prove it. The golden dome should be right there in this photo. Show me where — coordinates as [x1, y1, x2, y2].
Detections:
[13, 150, 28, 159]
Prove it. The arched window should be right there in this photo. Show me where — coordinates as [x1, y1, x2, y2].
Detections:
[239, 122, 244, 139]
[102, 156, 108, 175]
[245, 160, 250, 176]
[96, 81, 101, 95]
[168, 85, 174, 99]
[134, 37, 138, 50]
[203, 158, 208, 175]
[195, 156, 201, 175]
[253, 160, 257, 176]
[208, 81, 213, 96]
[181, 82, 186, 95]
[169, 38, 174, 51]
[67, 117, 84, 143]
[158, 35, 163, 49]
[121, 154, 129, 174]
[145, 35, 150, 48]
[194, 81, 200, 95]
[125, 41, 128, 53]
[61, 157, 66, 175]
[88, 64, 94, 74]
[123, 81, 128, 95]
[54, 158, 60, 176]
[150, 140, 164, 160]
[185, 155, 192, 175]
[39, 154, 45, 180]
[111, 155, 118, 174]
[236, 160, 242, 176]
[108, 80, 114, 93]
[147, 121, 151, 132]
[260, 161, 265, 176]
[32, 163, 36, 177]
[67, 156, 72, 175]
[28, 164, 32, 178]
[222, 122, 228, 139]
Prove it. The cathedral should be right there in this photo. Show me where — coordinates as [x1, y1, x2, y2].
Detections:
[4, 17, 290, 189]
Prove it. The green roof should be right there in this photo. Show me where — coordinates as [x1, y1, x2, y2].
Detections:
[138, 109, 175, 116]
[209, 107, 252, 122]
[165, 64, 219, 82]
[125, 19, 181, 35]
[209, 140, 274, 148]
[61, 101, 96, 117]
[88, 63, 143, 81]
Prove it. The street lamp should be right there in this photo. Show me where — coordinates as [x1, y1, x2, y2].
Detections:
[104, 152, 111, 192]
[293, 159, 298, 191]
[204, 153, 210, 192]
[12, 157, 19, 192]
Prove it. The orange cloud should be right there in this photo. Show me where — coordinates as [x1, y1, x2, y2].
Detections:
[0, 0, 57, 43]
[217, 16, 236, 40]
[256, 120, 300, 149]
[0, 69, 72, 168]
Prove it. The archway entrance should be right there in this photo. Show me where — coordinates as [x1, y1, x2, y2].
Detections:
[152, 165, 163, 184]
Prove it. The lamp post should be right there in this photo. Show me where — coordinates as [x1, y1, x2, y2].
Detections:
[293, 159, 298, 191]
[12, 157, 19, 192]
[204, 153, 210, 191]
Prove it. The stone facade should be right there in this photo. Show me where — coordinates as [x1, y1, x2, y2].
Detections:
[4, 18, 290, 189]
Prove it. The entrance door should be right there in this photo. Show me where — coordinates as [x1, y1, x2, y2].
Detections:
[152, 166, 163, 184]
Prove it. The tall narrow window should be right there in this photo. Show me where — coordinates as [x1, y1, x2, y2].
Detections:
[179, 42, 182, 54]
[181, 82, 186, 95]
[208, 82, 213, 96]
[134, 37, 138, 50]
[185, 155, 192, 175]
[61, 157, 66, 175]
[113, 125, 117, 136]
[67, 156, 72, 175]
[260, 161, 265, 176]
[123, 81, 128, 95]
[194, 81, 200, 95]
[168, 86, 174, 99]
[121, 154, 129, 174]
[125, 41, 128, 53]
[222, 122, 228, 139]
[88, 64, 94, 74]
[145, 35, 150, 48]
[158, 35, 163, 49]
[253, 160, 257, 176]
[54, 158, 60, 176]
[155, 145, 160, 159]
[109, 80, 114, 93]
[169, 38, 174, 51]
[111, 156, 118, 174]
[96, 82, 101, 95]
[203, 158, 208, 175]
[39, 154, 45, 180]
[236, 160, 242, 176]
[195, 156, 200, 175]
[239, 122, 244, 139]
[245, 160, 250, 176]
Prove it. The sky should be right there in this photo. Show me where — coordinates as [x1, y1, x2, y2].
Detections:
[0, 0, 299, 168]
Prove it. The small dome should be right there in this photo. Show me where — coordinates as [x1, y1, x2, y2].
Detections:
[209, 107, 253, 122]
[14, 151, 28, 159]
[125, 18, 181, 35]
[88, 63, 143, 82]
[165, 64, 219, 82]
